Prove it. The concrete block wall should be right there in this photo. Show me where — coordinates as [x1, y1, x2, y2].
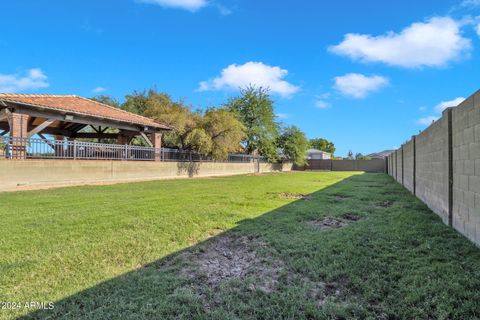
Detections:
[416, 116, 450, 223]
[386, 89, 480, 246]
[395, 149, 402, 184]
[397, 150, 400, 180]
[304, 159, 386, 172]
[389, 152, 394, 177]
[452, 92, 480, 244]
[391, 151, 396, 179]
[403, 139, 415, 193]
[331, 159, 385, 172]
[0, 159, 293, 192]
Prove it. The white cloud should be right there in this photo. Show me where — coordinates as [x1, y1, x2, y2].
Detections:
[0, 68, 49, 93]
[216, 4, 232, 15]
[137, 0, 207, 11]
[92, 86, 107, 93]
[276, 113, 288, 119]
[462, 0, 480, 7]
[417, 97, 465, 126]
[434, 97, 465, 113]
[329, 17, 471, 68]
[315, 100, 330, 109]
[334, 73, 388, 98]
[198, 61, 299, 97]
[417, 116, 439, 125]
[475, 23, 480, 36]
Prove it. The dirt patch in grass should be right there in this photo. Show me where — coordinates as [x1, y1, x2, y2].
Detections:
[180, 234, 284, 294]
[304, 276, 357, 307]
[308, 214, 361, 230]
[374, 200, 394, 208]
[341, 213, 361, 221]
[333, 193, 351, 199]
[276, 192, 313, 201]
[330, 194, 352, 202]
[308, 217, 349, 230]
[323, 277, 352, 298]
[381, 191, 403, 195]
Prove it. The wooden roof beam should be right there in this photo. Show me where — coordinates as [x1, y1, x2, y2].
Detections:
[0, 108, 11, 122]
[27, 118, 56, 138]
[139, 132, 153, 147]
[11, 105, 156, 133]
[73, 132, 120, 139]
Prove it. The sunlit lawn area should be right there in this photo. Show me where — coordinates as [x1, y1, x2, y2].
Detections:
[1, 172, 480, 319]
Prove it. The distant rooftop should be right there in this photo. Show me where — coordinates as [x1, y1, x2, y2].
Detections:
[368, 150, 394, 159]
[307, 148, 331, 155]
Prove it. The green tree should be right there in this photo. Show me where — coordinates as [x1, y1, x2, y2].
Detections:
[309, 138, 335, 156]
[183, 128, 212, 155]
[122, 90, 151, 115]
[278, 126, 309, 165]
[355, 153, 371, 160]
[90, 95, 121, 108]
[346, 150, 354, 160]
[200, 108, 245, 160]
[143, 91, 198, 149]
[225, 86, 279, 162]
[138, 90, 245, 160]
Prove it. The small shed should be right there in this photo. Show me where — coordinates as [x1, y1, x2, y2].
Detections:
[306, 148, 331, 160]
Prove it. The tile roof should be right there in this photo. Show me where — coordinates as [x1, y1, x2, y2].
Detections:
[306, 148, 331, 155]
[0, 94, 170, 130]
[367, 150, 394, 159]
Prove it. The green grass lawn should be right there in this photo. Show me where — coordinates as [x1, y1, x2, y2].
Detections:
[1, 172, 480, 319]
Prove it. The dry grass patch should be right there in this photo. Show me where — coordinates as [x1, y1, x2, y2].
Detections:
[275, 192, 313, 201]
[341, 213, 361, 221]
[308, 214, 361, 230]
[375, 200, 394, 208]
[179, 234, 284, 294]
[330, 193, 352, 203]
[308, 217, 348, 230]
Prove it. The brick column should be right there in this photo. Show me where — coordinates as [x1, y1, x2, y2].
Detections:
[55, 135, 64, 158]
[118, 134, 131, 160]
[150, 132, 162, 161]
[117, 135, 130, 145]
[8, 113, 29, 159]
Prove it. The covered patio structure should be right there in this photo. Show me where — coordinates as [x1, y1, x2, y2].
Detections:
[0, 94, 171, 161]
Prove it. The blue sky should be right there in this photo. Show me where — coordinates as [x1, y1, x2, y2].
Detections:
[1, 0, 480, 156]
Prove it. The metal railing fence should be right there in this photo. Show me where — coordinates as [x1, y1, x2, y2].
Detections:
[0, 136, 262, 163]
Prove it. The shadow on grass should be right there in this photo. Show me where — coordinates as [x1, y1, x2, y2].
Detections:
[20, 173, 480, 319]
